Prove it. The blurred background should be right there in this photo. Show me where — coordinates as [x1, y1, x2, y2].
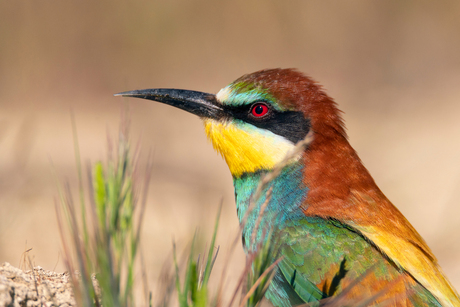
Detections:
[1, 0, 460, 302]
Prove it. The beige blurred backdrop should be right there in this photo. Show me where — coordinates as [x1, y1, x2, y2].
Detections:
[1, 0, 460, 302]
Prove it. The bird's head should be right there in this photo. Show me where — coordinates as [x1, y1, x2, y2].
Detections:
[116, 68, 347, 178]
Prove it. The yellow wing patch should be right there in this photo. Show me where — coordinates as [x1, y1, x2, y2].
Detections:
[203, 119, 295, 177]
[355, 225, 460, 307]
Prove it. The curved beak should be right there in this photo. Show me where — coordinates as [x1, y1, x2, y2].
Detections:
[115, 88, 224, 119]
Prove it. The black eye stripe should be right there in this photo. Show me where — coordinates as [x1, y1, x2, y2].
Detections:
[222, 103, 310, 144]
[225, 103, 273, 120]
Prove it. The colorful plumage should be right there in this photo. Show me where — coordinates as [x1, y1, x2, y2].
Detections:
[116, 69, 460, 306]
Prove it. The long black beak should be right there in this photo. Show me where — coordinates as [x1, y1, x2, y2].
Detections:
[115, 88, 224, 119]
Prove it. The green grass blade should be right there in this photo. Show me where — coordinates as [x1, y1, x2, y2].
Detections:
[202, 205, 221, 286]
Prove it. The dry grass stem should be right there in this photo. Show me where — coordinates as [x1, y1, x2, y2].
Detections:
[237, 257, 283, 307]
[250, 186, 273, 247]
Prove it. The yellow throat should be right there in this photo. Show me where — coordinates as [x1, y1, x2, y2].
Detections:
[203, 119, 296, 177]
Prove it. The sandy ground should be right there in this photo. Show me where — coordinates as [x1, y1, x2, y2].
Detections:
[0, 263, 74, 307]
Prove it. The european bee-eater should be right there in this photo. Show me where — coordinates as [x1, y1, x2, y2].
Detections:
[117, 69, 460, 306]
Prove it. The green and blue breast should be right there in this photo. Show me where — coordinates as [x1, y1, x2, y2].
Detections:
[233, 161, 308, 251]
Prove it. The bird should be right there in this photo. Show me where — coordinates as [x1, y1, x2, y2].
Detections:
[116, 69, 460, 307]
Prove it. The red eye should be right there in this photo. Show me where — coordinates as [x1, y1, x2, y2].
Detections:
[251, 103, 269, 117]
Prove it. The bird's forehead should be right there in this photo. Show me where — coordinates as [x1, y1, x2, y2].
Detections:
[216, 81, 287, 111]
